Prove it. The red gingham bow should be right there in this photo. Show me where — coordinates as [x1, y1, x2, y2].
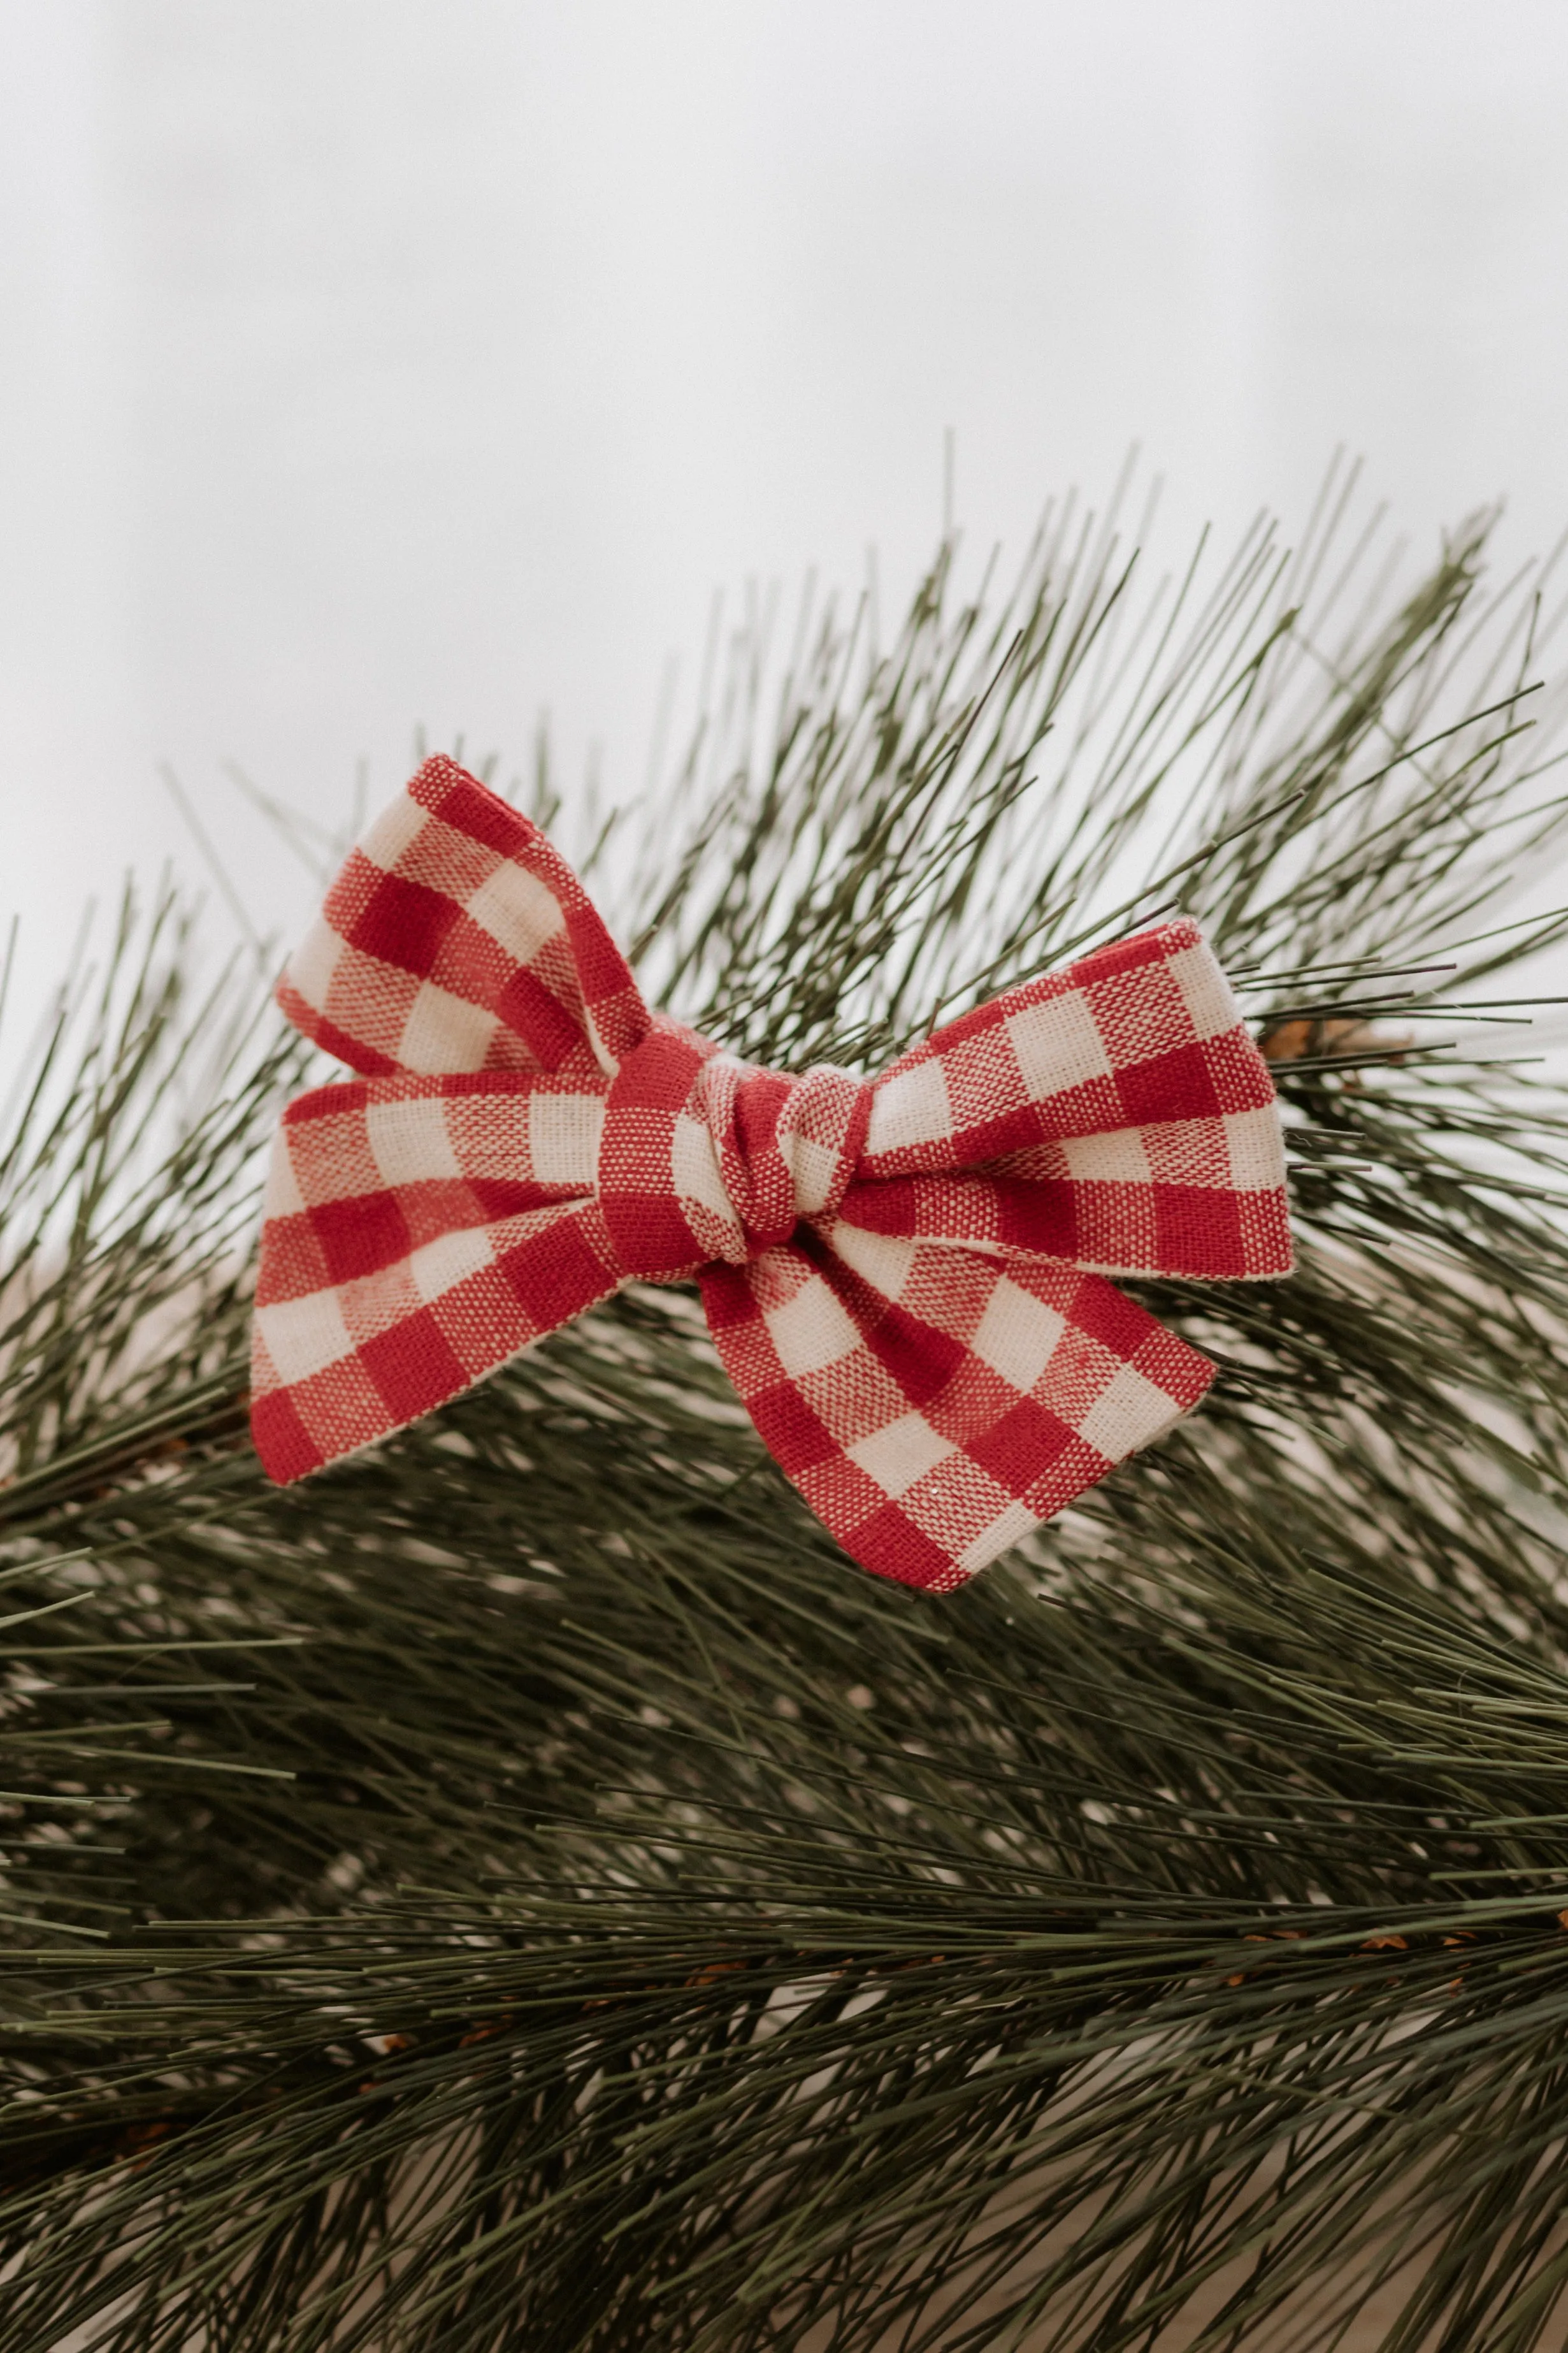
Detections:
[251, 757, 1293, 1591]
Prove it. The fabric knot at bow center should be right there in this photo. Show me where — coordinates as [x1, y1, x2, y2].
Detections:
[598, 1029, 872, 1278]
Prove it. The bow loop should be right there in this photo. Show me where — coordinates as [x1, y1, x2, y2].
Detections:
[253, 759, 1293, 1593]
[277, 756, 651, 1081]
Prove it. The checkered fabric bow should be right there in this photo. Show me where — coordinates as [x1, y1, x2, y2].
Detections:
[252, 755, 1292, 1591]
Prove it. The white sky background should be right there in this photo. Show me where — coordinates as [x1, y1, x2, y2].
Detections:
[4, 0, 1568, 1032]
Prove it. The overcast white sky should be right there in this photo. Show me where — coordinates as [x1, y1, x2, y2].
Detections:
[5, 0, 1568, 1021]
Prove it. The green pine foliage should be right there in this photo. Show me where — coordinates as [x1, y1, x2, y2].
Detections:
[6, 466, 1568, 2348]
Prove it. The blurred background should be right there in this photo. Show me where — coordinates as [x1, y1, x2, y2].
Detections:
[5, 0, 1568, 1022]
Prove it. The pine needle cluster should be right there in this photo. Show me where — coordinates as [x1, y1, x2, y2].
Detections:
[5, 468, 1568, 2348]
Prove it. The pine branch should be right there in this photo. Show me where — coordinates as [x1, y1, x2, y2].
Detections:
[6, 472, 1568, 2347]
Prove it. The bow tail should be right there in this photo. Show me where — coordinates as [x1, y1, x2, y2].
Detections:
[252, 1189, 622, 1482]
[701, 1224, 1212, 1593]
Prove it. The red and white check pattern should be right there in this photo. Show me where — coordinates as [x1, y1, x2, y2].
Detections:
[252, 756, 1292, 1591]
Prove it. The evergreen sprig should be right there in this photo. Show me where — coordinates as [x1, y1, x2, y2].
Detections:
[5, 464, 1568, 2347]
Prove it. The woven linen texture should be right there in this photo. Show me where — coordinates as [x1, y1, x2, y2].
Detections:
[252, 755, 1293, 1591]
